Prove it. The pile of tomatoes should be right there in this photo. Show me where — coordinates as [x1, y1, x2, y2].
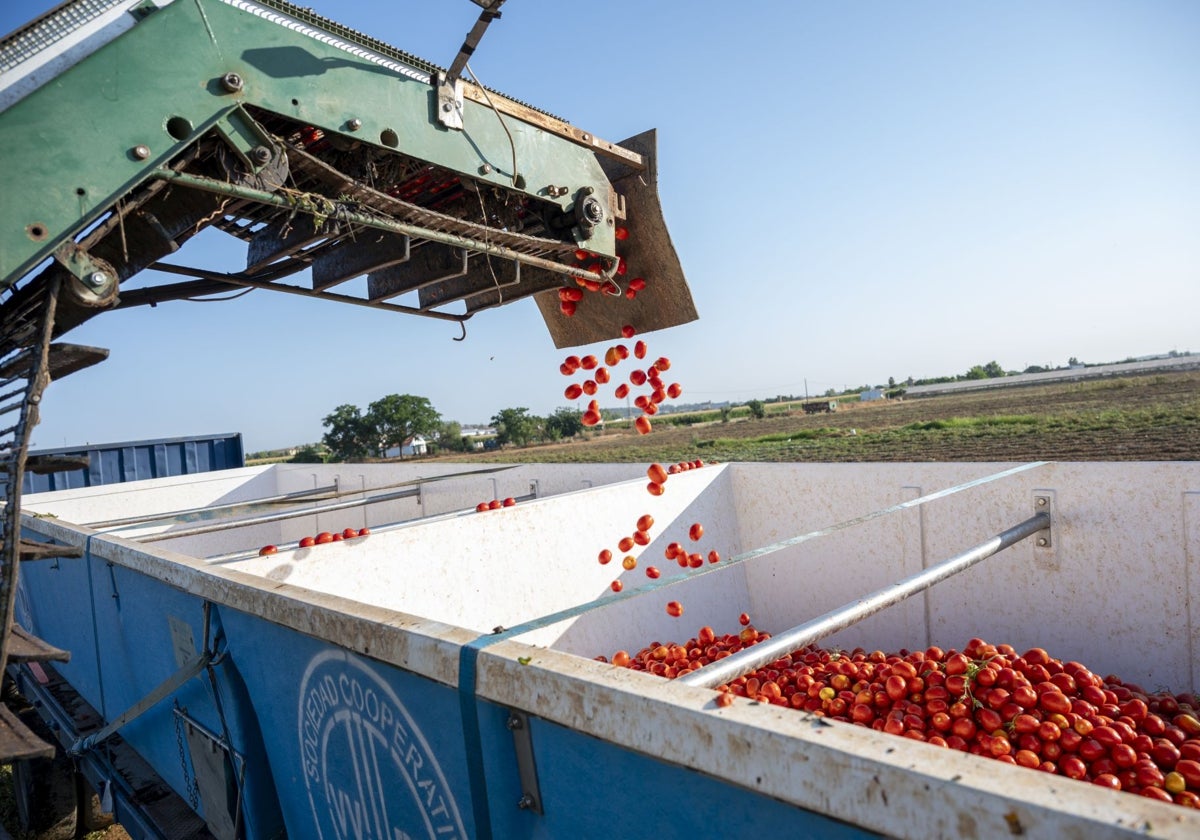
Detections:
[602, 626, 1200, 808]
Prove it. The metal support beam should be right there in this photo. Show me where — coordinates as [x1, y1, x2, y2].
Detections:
[677, 511, 1052, 689]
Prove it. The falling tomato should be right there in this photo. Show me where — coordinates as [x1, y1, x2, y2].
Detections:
[635, 416, 652, 435]
[621, 324, 636, 338]
[689, 523, 704, 541]
[614, 383, 630, 399]
[637, 513, 654, 532]
[611, 580, 623, 593]
[666, 601, 684, 618]
[634, 340, 647, 359]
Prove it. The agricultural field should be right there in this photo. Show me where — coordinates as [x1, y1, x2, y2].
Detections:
[440, 371, 1200, 465]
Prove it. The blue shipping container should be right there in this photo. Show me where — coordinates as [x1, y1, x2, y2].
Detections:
[16, 433, 244, 496]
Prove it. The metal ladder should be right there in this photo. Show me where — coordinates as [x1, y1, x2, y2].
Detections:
[0, 276, 106, 761]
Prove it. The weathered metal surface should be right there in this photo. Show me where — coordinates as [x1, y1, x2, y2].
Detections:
[536, 130, 698, 347]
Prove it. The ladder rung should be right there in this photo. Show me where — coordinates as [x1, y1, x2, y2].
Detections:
[7, 624, 70, 664]
[5, 454, 91, 475]
[0, 343, 109, 383]
[14, 538, 84, 561]
[0, 704, 55, 763]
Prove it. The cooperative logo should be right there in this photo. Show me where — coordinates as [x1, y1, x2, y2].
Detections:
[298, 650, 466, 840]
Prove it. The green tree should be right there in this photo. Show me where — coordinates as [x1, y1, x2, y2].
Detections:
[321, 404, 372, 462]
[367, 394, 441, 457]
[290, 444, 326, 464]
[544, 407, 584, 440]
[719, 406, 732, 423]
[746, 399, 766, 420]
[492, 407, 537, 447]
[437, 420, 468, 452]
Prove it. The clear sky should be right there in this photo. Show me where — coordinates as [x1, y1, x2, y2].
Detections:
[4, 0, 1198, 452]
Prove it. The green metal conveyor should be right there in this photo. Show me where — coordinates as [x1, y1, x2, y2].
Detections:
[0, 0, 694, 763]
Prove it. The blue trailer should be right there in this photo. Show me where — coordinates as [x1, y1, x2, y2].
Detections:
[12, 433, 244, 497]
[10, 460, 1200, 838]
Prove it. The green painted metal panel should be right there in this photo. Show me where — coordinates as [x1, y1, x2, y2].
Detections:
[0, 0, 615, 287]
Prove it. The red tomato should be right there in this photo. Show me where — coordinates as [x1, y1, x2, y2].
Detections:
[357, 528, 370, 537]
[488, 499, 502, 510]
[595, 367, 611, 385]
[630, 369, 647, 386]
[708, 550, 721, 564]
[1176, 759, 1200, 788]
[689, 522, 704, 541]
[502, 497, 516, 507]
[299, 536, 316, 548]
[598, 549, 612, 565]
[614, 383, 630, 399]
[315, 532, 334, 544]
[637, 513, 655, 532]
[610, 580, 623, 593]
[582, 380, 598, 396]
[342, 528, 357, 539]
[559, 300, 576, 316]
[667, 382, 683, 399]
[618, 536, 635, 552]
[633, 530, 650, 547]
[739, 613, 751, 626]
[635, 416, 652, 435]
[646, 566, 661, 579]
[688, 553, 703, 568]
[647, 481, 664, 496]
[565, 383, 583, 400]
[581, 354, 598, 370]
[634, 340, 647, 359]
[715, 691, 735, 708]
[331, 533, 343, 542]
[258, 545, 278, 556]
[666, 601, 684, 618]
[629, 277, 646, 291]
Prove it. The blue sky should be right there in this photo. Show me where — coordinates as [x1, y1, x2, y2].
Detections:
[4, 1, 1198, 452]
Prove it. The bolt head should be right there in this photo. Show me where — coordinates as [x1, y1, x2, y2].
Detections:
[221, 72, 244, 93]
[347, 118, 362, 131]
[85, 271, 108, 289]
[1037, 537, 1048, 547]
[251, 146, 272, 164]
[479, 163, 493, 175]
[132, 144, 151, 160]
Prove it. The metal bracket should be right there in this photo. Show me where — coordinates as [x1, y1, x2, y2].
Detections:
[436, 72, 465, 130]
[506, 710, 542, 814]
[52, 242, 119, 307]
[1033, 492, 1054, 549]
[213, 106, 282, 179]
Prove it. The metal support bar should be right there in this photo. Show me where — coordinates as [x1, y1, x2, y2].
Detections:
[138, 485, 421, 542]
[506, 710, 542, 814]
[88, 483, 343, 529]
[677, 511, 1052, 689]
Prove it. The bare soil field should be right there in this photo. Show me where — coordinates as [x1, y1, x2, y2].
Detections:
[438, 370, 1200, 464]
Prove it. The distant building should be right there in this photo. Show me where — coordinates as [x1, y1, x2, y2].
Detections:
[860, 388, 885, 402]
[384, 434, 428, 458]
